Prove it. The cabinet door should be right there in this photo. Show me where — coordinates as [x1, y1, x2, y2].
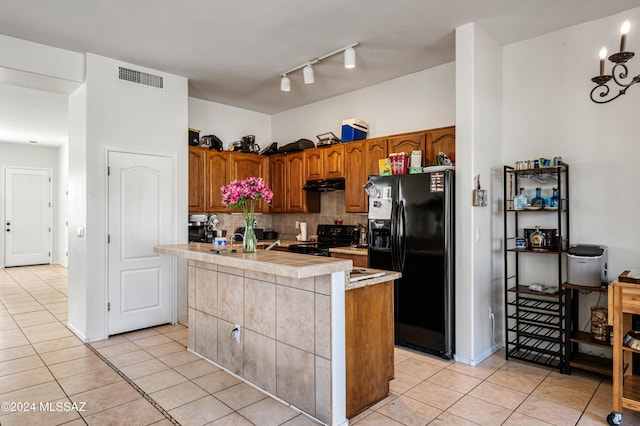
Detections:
[365, 138, 388, 177]
[323, 145, 344, 179]
[344, 142, 367, 213]
[387, 132, 425, 157]
[286, 152, 306, 213]
[206, 151, 230, 213]
[269, 154, 287, 213]
[188, 146, 206, 213]
[304, 148, 323, 181]
[425, 126, 455, 166]
[230, 153, 269, 213]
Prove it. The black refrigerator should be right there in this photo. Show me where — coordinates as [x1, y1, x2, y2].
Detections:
[367, 170, 454, 359]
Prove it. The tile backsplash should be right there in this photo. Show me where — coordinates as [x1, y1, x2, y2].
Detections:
[211, 191, 367, 240]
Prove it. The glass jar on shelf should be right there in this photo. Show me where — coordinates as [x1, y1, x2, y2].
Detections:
[531, 187, 545, 208]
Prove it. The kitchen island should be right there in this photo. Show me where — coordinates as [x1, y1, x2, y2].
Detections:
[155, 243, 400, 425]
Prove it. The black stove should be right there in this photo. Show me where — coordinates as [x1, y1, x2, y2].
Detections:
[287, 225, 359, 257]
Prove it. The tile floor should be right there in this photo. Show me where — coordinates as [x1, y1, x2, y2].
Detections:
[0, 265, 638, 425]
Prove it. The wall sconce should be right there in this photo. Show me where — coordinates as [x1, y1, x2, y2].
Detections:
[280, 43, 359, 92]
[591, 20, 640, 103]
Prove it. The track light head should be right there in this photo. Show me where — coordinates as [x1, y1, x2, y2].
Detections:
[280, 75, 291, 92]
[344, 47, 356, 68]
[303, 64, 315, 84]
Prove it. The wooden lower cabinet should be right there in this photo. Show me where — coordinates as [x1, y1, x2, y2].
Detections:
[331, 251, 367, 268]
[346, 280, 394, 418]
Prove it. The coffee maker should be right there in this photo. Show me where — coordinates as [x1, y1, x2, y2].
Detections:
[241, 135, 260, 153]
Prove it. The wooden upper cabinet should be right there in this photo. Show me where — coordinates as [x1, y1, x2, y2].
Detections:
[365, 138, 388, 178]
[323, 145, 344, 179]
[287, 152, 319, 213]
[268, 154, 286, 213]
[188, 146, 207, 213]
[304, 148, 323, 181]
[387, 132, 426, 159]
[230, 153, 270, 213]
[344, 142, 367, 213]
[206, 151, 230, 213]
[425, 126, 455, 166]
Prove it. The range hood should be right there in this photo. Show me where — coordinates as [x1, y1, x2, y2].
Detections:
[303, 178, 345, 192]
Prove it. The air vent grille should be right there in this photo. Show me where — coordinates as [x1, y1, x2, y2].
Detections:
[118, 66, 164, 89]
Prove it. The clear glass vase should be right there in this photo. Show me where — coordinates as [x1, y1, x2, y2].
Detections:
[243, 218, 257, 253]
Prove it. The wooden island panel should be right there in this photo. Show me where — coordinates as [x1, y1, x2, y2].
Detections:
[345, 280, 394, 418]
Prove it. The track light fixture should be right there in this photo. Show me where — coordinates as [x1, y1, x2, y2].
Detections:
[280, 75, 291, 92]
[344, 46, 356, 68]
[279, 42, 359, 92]
[303, 64, 315, 84]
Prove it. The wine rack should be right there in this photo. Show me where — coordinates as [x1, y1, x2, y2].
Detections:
[503, 162, 569, 372]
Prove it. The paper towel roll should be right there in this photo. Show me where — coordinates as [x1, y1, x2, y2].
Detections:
[300, 222, 308, 241]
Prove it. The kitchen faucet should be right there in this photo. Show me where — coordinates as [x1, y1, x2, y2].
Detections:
[265, 240, 281, 251]
[230, 233, 245, 247]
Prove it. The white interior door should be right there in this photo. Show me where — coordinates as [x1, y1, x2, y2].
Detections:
[108, 151, 174, 335]
[4, 167, 52, 267]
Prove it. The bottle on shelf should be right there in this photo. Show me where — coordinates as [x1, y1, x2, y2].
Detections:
[550, 187, 559, 208]
[530, 225, 546, 249]
[531, 187, 545, 208]
[514, 187, 527, 210]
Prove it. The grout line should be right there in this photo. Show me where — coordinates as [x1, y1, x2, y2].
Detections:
[85, 342, 181, 425]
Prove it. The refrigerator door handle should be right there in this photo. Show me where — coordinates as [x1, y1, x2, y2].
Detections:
[390, 200, 399, 271]
[399, 200, 406, 271]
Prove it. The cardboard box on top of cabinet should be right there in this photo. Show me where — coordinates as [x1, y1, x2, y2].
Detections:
[378, 158, 391, 176]
[342, 118, 368, 142]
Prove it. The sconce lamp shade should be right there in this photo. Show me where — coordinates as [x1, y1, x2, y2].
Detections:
[280, 75, 291, 92]
[303, 64, 314, 84]
[344, 47, 356, 68]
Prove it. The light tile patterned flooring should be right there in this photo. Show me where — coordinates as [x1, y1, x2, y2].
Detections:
[1, 265, 639, 425]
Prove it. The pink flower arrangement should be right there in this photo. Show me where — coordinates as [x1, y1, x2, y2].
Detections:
[220, 177, 273, 222]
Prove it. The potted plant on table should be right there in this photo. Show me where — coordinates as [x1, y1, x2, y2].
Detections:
[220, 177, 273, 253]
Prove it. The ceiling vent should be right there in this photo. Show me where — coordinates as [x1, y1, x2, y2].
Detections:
[118, 66, 164, 89]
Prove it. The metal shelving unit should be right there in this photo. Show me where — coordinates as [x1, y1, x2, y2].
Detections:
[503, 162, 569, 372]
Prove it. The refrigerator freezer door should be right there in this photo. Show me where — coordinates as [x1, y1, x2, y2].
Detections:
[395, 172, 453, 358]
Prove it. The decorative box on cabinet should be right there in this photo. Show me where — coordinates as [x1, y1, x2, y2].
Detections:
[503, 162, 569, 372]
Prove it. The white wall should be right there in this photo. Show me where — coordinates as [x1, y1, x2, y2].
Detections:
[0, 33, 84, 83]
[0, 142, 62, 268]
[68, 54, 188, 341]
[189, 98, 271, 150]
[55, 142, 69, 266]
[503, 8, 640, 331]
[455, 23, 504, 365]
[271, 63, 456, 143]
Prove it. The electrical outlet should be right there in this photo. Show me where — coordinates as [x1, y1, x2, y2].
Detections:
[232, 324, 241, 343]
[295, 221, 299, 229]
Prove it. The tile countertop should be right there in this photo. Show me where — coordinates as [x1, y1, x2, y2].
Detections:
[155, 244, 398, 286]
[156, 243, 351, 279]
[256, 239, 368, 256]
